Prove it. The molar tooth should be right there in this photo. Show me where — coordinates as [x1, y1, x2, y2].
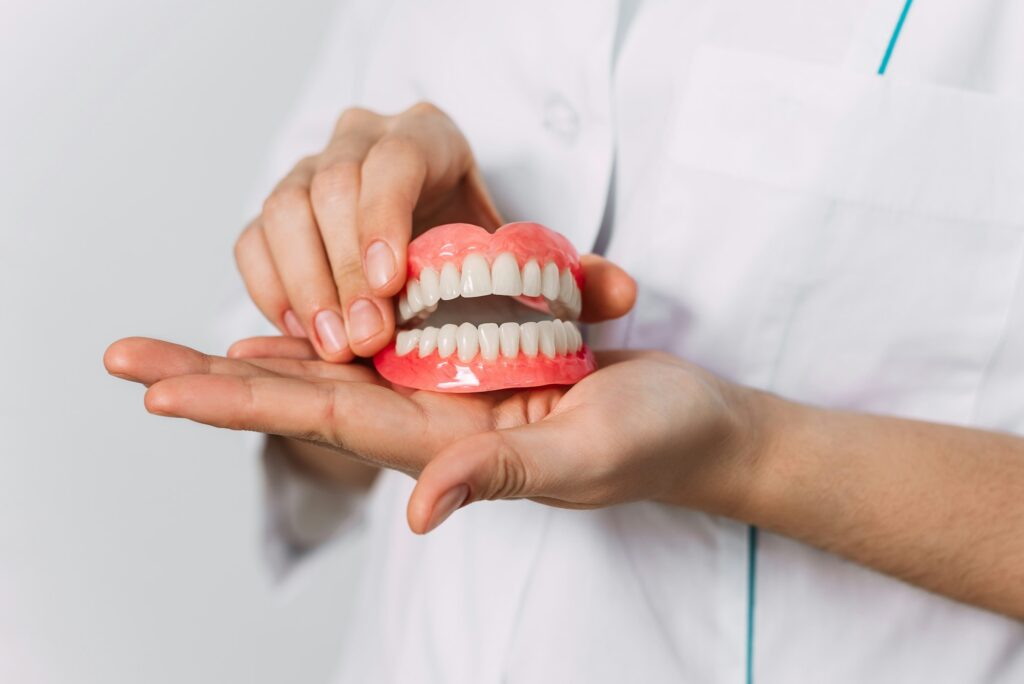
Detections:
[478, 323, 500, 361]
[395, 329, 421, 356]
[552, 319, 568, 355]
[437, 324, 458, 358]
[460, 254, 492, 297]
[406, 279, 424, 311]
[499, 322, 520, 358]
[520, 322, 539, 358]
[418, 326, 438, 357]
[521, 260, 542, 297]
[439, 262, 461, 300]
[398, 294, 413, 322]
[559, 269, 575, 305]
[491, 252, 523, 296]
[456, 322, 479, 362]
[418, 267, 440, 306]
[537, 321, 557, 358]
[541, 262, 561, 300]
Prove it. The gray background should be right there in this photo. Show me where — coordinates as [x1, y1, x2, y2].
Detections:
[0, 1, 360, 681]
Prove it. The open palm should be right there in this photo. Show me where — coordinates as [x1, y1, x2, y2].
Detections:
[105, 335, 742, 532]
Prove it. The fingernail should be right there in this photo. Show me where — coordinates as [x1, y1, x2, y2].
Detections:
[314, 310, 348, 354]
[365, 240, 397, 290]
[347, 298, 384, 344]
[426, 484, 469, 533]
[283, 310, 306, 338]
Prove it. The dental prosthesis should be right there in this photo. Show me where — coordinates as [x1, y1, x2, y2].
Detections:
[373, 222, 596, 392]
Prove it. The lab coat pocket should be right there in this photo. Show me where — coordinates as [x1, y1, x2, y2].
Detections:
[655, 46, 1024, 422]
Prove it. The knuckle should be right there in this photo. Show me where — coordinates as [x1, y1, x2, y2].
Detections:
[233, 222, 259, 263]
[310, 161, 361, 206]
[404, 100, 442, 119]
[335, 106, 379, 132]
[373, 133, 420, 161]
[318, 384, 340, 445]
[261, 185, 308, 229]
[295, 154, 319, 171]
[331, 254, 365, 294]
[483, 435, 530, 500]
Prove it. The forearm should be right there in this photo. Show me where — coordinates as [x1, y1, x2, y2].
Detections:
[740, 393, 1024, 617]
[277, 437, 379, 490]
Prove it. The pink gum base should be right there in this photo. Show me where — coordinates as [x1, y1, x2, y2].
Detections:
[406, 222, 584, 289]
[374, 343, 597, 393]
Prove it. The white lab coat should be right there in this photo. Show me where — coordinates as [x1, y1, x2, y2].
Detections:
[228, 0, 1024, 681]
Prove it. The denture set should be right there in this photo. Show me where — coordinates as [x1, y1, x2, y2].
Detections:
[373, 222, 596, 392]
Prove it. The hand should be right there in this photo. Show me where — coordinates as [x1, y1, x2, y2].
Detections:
[235, 102, 502, 362]
[104, 336, 761, 534]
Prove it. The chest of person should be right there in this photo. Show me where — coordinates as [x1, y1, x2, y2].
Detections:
[355, 0, 1024, 423]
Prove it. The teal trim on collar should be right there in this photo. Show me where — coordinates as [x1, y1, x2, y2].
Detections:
[878, 0, 915, 74]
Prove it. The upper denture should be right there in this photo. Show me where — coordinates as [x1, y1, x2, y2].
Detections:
[398, 222, 583, 324]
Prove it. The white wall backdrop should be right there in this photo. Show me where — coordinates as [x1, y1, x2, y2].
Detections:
[0, 2, 362, 682]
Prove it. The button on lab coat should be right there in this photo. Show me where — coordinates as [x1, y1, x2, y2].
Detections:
[224, 0, 1024, 681]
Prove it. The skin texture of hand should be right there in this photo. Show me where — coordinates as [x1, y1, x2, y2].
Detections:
[234, 102, 504, 362]
[105, 328, 1024, 617]
[268, 251, 639, 492]
[104, 338, 753, 534]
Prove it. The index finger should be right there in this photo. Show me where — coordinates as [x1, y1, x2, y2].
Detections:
[145, 374, 430, 472]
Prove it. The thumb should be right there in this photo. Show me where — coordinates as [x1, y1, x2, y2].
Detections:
[407, 420, 574, 534]
[579, 254, 637, 323]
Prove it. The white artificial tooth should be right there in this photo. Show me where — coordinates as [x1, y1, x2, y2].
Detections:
[478, 323, 500, 361]
[521, 260, 542, 297]
[398, 294, 413, 322]
[499, 322, 520, 358]
[538, 320, 557, 359]
[552, 319, 568, 355]
[563, 323, 575, 353]
[419, 267, 440, 306]
[542, 262, 561, 300]
[491, 252, 523, 296]
[559, 269, 575, 305]
[460, 254, 492, 298]
[418, 326, 439, 357]
[395, 330, 411, 356]
[406, 279, 424, 311]
[520, 321, 539, 358]
[456, 322, 479, 362]
[570, 286, 582, 319]
[437, 324, 458, 358]
[395, 329, 421, 356]
[565, 322, 582, 352]
[440, 262, 461, 300]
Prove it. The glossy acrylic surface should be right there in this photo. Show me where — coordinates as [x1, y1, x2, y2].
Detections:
[375, 221, 594, 393]
[375, 343, 597, 392]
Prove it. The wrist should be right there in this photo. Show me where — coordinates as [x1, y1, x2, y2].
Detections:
[721, 387, 793, 523]
[724, 386, 828, 530]
[666, 380, 805, 524]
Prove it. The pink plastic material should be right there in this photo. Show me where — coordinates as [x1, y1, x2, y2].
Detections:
[374, 221, 595, 393]
[375, 343, 597, 393]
